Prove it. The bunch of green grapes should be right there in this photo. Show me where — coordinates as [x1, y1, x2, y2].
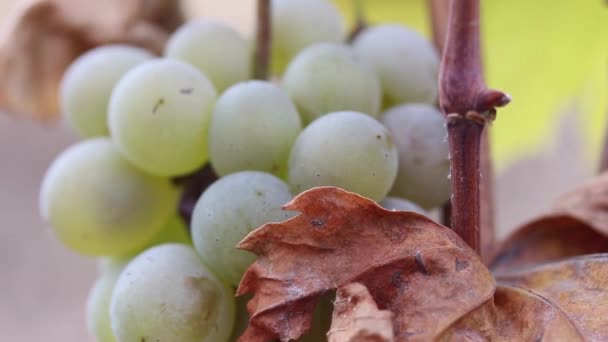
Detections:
[39, 1, 449, 340]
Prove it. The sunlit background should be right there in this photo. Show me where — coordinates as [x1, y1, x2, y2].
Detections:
[0, 0, 605, 340]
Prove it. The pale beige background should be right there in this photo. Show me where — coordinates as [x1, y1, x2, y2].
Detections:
[0, 1, 593, 341]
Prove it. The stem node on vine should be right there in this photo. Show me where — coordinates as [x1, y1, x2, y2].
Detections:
[439, 0, 510, 254]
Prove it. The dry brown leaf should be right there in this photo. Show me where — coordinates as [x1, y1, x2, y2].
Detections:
[552, 171, 608, 233]
[491, 172, 608, 271]
[441, 255, 608, 340]
[494, 254, 608, 340]
[236, 186, 608, 341]
[0, 0, 182, 120]
[328, 283, 394, 342]
[236, 187, 495, 341]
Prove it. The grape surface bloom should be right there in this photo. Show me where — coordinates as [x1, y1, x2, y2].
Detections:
[381, 104, 451, 209]
[165, 20, 252, 92]
[110, 244, 235, 342]
[191, 171, 294, 286]
[353, 24, 439, 107]
[284, 43, 381, 123]
[39, 138, 177, 256]
[209, 81, 302, 177]
[109, 59, 217, 176]
[60, 45, 152, 137]
[86, 260, 126, 342]
[288, 111, 398, 201]
[271, 0, 344, 73]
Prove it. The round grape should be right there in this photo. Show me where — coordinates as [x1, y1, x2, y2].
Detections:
[209, 81, 302, 177]
[288, 111, 398, 201]
[86, 260, 126, 342]
[165, 20, 252, 92]
[271, 0, 344, 73]
[381, 104, 450, 209]
[191, 171, 294, 286]
[108, 58, 217, 176]
[60, 45, 152, 137]
[353, 24, 439, 107]
[110, 244, 235, 342]
[39, 138, 177, 256]
[284, 43, 381, 123]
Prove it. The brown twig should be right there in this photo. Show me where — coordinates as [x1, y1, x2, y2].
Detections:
[479, 129, 495, 262]
[439, 0, 510, 253]
[253, 0, 271, 80]
[347, 0, 367, 42]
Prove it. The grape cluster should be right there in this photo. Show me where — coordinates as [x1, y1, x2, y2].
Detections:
[39, 0, 449, 341]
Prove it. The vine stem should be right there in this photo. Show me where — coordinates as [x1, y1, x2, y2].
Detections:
[253, 0, 272, 80]
[438, 0, 510, 253]
[479, 129, 495, 262]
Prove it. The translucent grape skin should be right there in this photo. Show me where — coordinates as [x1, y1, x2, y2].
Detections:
[209, 81, 302, 177]
[352, 24, 439, 107]
[381, 104, 451, 209]
[39, 138, 177, 256]
[380, 197, 427, 215]
[284, 43, 381, 123]
[191, 171, 294, 286]
[271, 0, 344, 73]
[86, 260, 127, 342]
[60, 45, 153, 137]
[165, 20, 252, 92]
[108, 58, 217, 177]
[288, 111, 398, 202]
[142, 214, 191, 248]
[110, 244, 235, 342]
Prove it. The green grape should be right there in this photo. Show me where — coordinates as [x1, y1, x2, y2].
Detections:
[86, 260, 127, 342]
[165, 20, 252, 92]
[288, 111, 398, 201]
[380, 104, 450, 209]
[191, 171, 294, 286]
[352, 24, 439, 107]
[380, 197, 426, 215]
[284, 43, 381, 123]
[209, 81, 302, 177]
[110, 244, 235, 342]
[108, 58, 217, 177]
[60, 45, 153, 137]
[39, 138, 177, 256]
[271, 0, 344, 74]
[143, 214, 191, 248]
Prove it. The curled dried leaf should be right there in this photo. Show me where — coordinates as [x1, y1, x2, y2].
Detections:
[237, 187, 495, 341]
[491, 172, 608, 271]
[552, 171, 608, 234]
[495, 254, 608, 340]
[441, 254, 608, 341]
[0, 0, 183, 120]
[329, 283, 394, 342]
[490, 215, 608, 273]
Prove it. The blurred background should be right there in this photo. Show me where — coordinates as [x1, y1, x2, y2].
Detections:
[0, 0, 605, 341]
